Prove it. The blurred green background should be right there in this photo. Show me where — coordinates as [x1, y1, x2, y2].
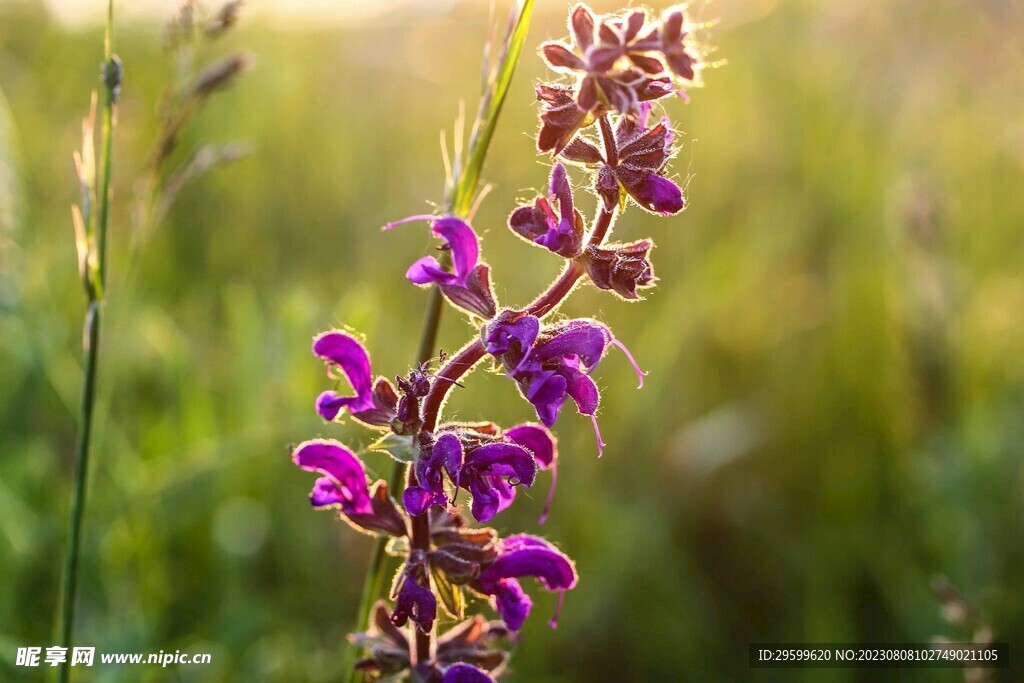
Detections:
[2, 0, 1023, 680]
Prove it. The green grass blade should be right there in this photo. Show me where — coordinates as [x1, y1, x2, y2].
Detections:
[451, 0, 534, 217]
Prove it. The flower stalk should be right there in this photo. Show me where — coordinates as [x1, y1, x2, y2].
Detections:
[298, 4, 709, 681]
[58, 2, 118, 682]
[345, 4, 537, 679]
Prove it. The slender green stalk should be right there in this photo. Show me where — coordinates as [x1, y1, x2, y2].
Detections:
[58, 3, 116, 681]
[94, 3, 115, 289]
[344, 2, 534, 677]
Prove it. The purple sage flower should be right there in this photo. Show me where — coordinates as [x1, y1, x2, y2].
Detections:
[293, 2, 713, 671]
[404, 428, 541, 523]
[508, 163, 584, 258]
[385, 216, 497, 319]
[485, 316, 647, 455]
[292, 439, 406, 536]
[472, 534, 578, 631]
[541, 6, 671, 115]
[402, 432, 460, 517]
[562, 103, 684, 215]
[481, 309, 539, 358]
[449, 436, 539, 523]
[313, 331, 398, 426]
[392, 571, 437, 634]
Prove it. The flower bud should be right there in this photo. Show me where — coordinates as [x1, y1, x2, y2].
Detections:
[580, 239, 656, 300]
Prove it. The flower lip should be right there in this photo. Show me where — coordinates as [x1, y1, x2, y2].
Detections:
[402, 432, 457, 517]
[460, 440, 539, 523]
[292, 439, 373, 516]
[472, 534, 578, 631]
[386, 215, 497, 318]
[313, 331, 374, 416]
[405, 217, 481, 286]
[312, 331, 398, 426]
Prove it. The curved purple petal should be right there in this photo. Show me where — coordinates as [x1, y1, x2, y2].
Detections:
[405, 434, 459, 516]
[312, 331, 375, 418]
[310, 476, 345, 508]
[407, 255, 458, 285]
[534, 223, 577, 257]
[484, 314, 540, 357]
[524, 371, 568, 427]
[443, 663, 497, 683]
[465, 443, 538, 488]
[434, 432, 465, 482]
[391, 576, 436, 633]
[480, 534, 578, 592]
[432, 217, 480, 278]
[505, 424, 557, 469]
[532, 320, 611, 369]
[293, 439, 373, 515]
[561, 366, 600, 416]
[488, 475, 518, 516]
[468, 476, 514, 523]
[402, 485, 443, 517]
[315, 391, 361, 422]
[493, 578, 532, 632]
[630, 172, 684, 215]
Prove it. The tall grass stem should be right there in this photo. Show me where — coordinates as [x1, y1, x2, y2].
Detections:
[58, 2, 116, 681]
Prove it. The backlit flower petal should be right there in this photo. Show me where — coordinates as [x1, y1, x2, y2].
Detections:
[629, 172, 684, 215]
[406, 255, 457, 285]
[443, 663, 497, 683]
[504, 424, 557, 469]
[494, 578, 532, 632]
[431, 217, 480, 278]
[312, 331, 374, 413]
[293, 439, 373, 515]
[481, 535, 578, 591]
[532, 319, 611, 369]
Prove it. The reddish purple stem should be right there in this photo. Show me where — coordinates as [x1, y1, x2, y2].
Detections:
[409, 114, 619, 666]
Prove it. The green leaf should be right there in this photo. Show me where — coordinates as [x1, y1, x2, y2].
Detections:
[451, 0, 535, 217]
[369, 433, 419, 463]
[430, 561, 465, 619]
